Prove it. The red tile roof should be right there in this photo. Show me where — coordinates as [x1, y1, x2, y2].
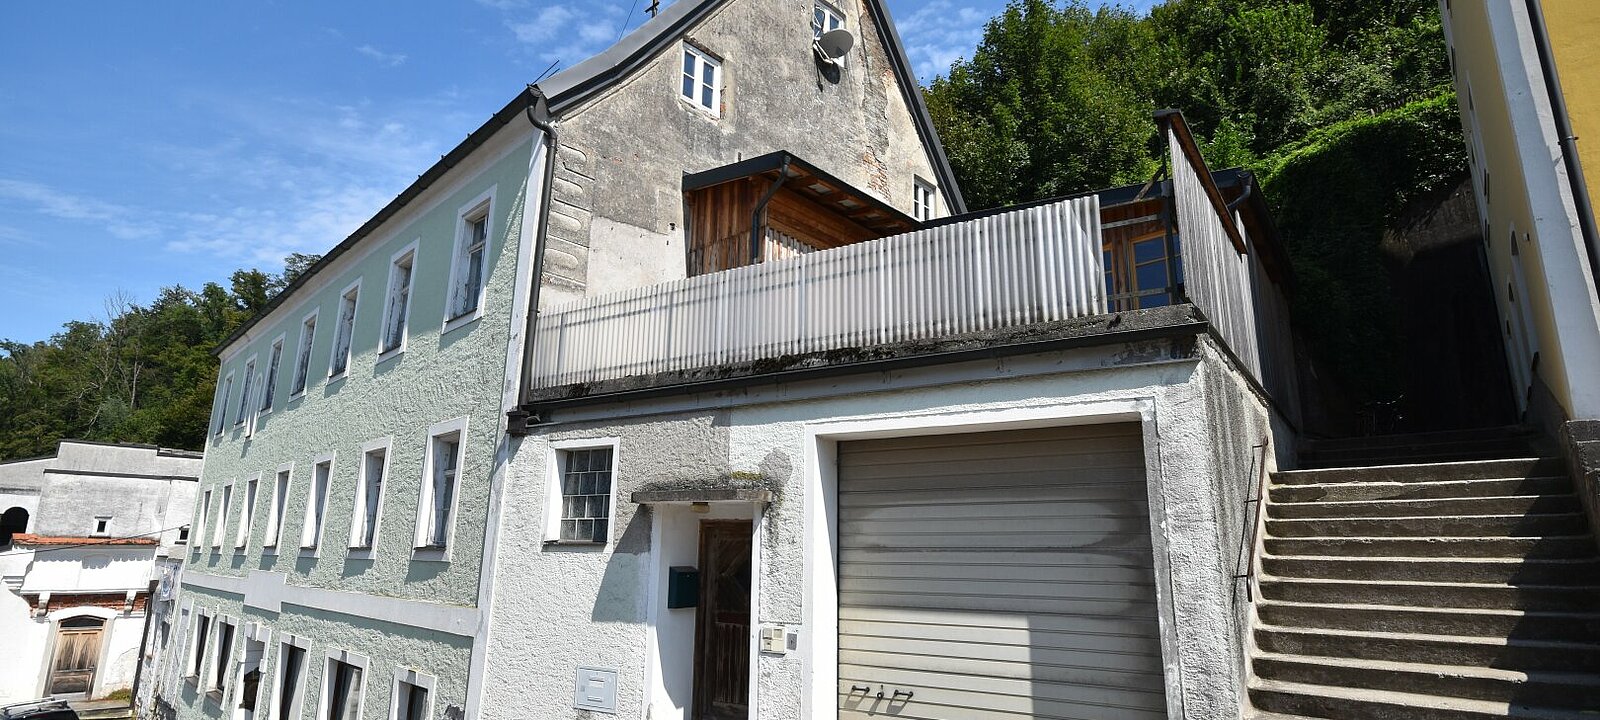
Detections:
[10, 533, 159, 546]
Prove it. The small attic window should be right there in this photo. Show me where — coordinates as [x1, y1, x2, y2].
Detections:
[681, 44, 721, 117]
[92, 516, 111, 537]
[813, 1, 845, 37]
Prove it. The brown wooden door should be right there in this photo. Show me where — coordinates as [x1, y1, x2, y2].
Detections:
[48, 617, 104, 696]
[692, 521, 751, 720]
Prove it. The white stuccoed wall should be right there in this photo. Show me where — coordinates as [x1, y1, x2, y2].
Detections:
[483, 334, 1280, 720]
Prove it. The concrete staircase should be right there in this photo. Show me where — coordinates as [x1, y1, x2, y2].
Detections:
[1248, 429, 1600, 719]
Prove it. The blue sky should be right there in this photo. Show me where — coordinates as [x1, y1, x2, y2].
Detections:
[0, 0, 1159, 345]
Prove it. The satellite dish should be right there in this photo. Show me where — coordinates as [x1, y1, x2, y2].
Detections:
[815, 28, 855, 60]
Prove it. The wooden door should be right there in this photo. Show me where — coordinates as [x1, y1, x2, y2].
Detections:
[692, 521, 752, 720]
[48, 617, 105, 696]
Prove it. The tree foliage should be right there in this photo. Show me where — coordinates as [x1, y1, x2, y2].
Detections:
[0, 255, 320, 461]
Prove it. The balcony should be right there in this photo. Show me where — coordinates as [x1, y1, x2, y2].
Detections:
[521, 117, 1298, 423]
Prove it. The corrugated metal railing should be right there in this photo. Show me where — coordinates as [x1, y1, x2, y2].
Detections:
[530, 195, 1105, 388]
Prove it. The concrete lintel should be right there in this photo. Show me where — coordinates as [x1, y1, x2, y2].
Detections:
[631, 488, 774, 505]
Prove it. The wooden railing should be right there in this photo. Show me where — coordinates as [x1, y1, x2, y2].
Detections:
[529, 195, 1105, 388]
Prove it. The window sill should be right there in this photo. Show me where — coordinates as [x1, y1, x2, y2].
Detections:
[411, 546, 451, 563]
[376, 346, 405, 365]
[263, 546, 278, 557]
[299, 545, 320, 558]
[204, 689, 224, 705]
[543, 538, 607, 547]
[326, 371, 348, 385]
[442, 311, 481, 336]
[678, 95, 721, 120]
[287, 390, 306, 403]
[346, 546, 376, 561]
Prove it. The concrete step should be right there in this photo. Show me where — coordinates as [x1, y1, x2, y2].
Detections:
[1255, 626, 1600, 672]
[1266, 513, 1590, 538]
[1300, 446, 1540, 470]
[1251, 677, 1598, 719]
[1267, 495, 1582, 520]
[1275, 458, 1565, 486]
[1257, 577, 1600, 611]
[1264, 536, 1600, 559]
[1252, 652, 1600, 709]
[1303, 426, 1538, 453]
[1256, 600, 1600, 642]
[1270, 476, 1573, 503]
[1260, 555, 1600, 584]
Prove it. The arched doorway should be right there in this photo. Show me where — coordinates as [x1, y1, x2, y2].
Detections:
[0, 506, 27, 545]
[48, 615, 106, 696]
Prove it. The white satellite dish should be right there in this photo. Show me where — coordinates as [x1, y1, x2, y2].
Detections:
[815, 28, 855, 61]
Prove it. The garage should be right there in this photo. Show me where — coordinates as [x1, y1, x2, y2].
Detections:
[836, 423, 1167, 719]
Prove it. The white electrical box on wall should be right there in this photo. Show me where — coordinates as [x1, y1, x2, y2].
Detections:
[760, 625, 797, 655]
[574, 666, 619, 713]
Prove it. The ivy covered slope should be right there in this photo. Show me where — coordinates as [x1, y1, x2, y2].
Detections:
[0, 255, 318, 461]
[925, 0, 1462, 404]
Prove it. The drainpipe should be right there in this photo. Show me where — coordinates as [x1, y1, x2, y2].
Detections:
[749, 156, 792, 264]
[507, 87, 560, 435]
[1525, 0, 1600, 296]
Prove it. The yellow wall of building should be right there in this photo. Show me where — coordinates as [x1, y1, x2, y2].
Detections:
[1542, 0, 1600, 224]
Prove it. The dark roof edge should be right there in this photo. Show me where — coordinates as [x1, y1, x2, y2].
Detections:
[536, 0, 725, 115]
[682, 149, 919, 228]
[865, 0, 967, 213]
[215, 89, 537, 356]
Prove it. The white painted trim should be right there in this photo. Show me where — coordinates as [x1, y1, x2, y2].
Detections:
[209, 613, 239, 695]
[378, 238, 421, 361]
[301, 452, 337, 555]
[213, 483, 234, 549]
[798, 398, 1165, 719]
[348, 436, 393, 559]
[214, 372, 236, 438]
[317, 647, 371, 720]
[389, 666, 438, 720]
[264, 462, 295, 552]
[182, 569, 480, 636]
[679, 44, 723, 118]
[288, 307, 320, 400]
[413, 416, 470, 557]
[235, 354, 259, 428]
[443, 185, 498, 334]
[465, 127, 546, 720]
[261, 332, 287, 416]
[543, 437, 622, 546]
[236, 472, 262, 551]
[327, 278, 363, 381]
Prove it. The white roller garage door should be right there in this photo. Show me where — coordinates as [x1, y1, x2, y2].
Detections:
[837, 423, 1166, 720]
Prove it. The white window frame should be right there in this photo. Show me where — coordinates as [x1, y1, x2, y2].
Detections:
[680, 44, 723, 117]
[317, 648, 370, 720]
[195, 490, 212, 554]
[328, 279, 362, 381]
[300, 453, 336, 555]
[348, 437, 392, 558]
[414, 417, 469, 559]
[261, 334, 285, 415]
[213, 483, 233, 549]
[215, 372, 235, 437]
[544, 438, 621, 546]
[271, 634, 312, 720]
[812, 0, 845, 37]
[444, 187, 496, 334]
[186, 606, 211, 681]
[231, 622, 273, 720]
[388, 667, 437, 720]
[264, 462, 294, 552]
[236, 355, 258, 427]
[209, 614, 237, 695]
[290, 309, 319, 399]
[236, 473, 260, 550]
[378, 240, 419, 361]
[91, 516, 111, 537]
[912, 177, 936, 222]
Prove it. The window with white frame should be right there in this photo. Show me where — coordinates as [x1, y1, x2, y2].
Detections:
[178, 524, 190, 544]
[381, 245, 416, 355]
[215, 373, 234, 436]
[291, 312, 317, 396]
[321, 653, 367, 720]
[188, 611, 211, 678]
[196, 490, 212, 551]
[812, 1, 844, 37]
[329, 283, 359, 378]
[262, 337, 283, 413]
[448, 197, 491, 323]
[236, 476, 258, 550]
[680, 45, 721, 115]
[351, 444, 387, 549]
[301, 459, 333, 550]
[912, 178, 936, 221]
[213, 484, 233, 548]
[92, 516, 111, 537]
[416, 419, 467, 551]
[265, 466, 291, 548]
[236, 356, 257, 426]
[550, 446, 615, 544]
[211, 617, 235, 692]
[390, 669, 435, 720]
[273, 639, 309, 720]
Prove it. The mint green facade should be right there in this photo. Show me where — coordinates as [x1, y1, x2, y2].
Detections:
[154, 122, 536, 720]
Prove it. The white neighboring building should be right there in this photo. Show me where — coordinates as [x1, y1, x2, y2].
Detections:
[0, 440, 200, 705]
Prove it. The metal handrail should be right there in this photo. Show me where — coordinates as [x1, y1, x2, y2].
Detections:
[1234, 440, 1271, 602]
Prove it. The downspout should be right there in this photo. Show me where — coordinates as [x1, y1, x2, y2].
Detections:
[507, 87, 560, 435]
[749, 156, 792, 264]
[1525, 0, 1600, 295]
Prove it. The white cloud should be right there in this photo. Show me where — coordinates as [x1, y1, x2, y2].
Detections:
[895, 0, 991, 82]
[0, 179, 159, 240]
[356, 44, 408, 67]
[502, 2, 630, 65]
